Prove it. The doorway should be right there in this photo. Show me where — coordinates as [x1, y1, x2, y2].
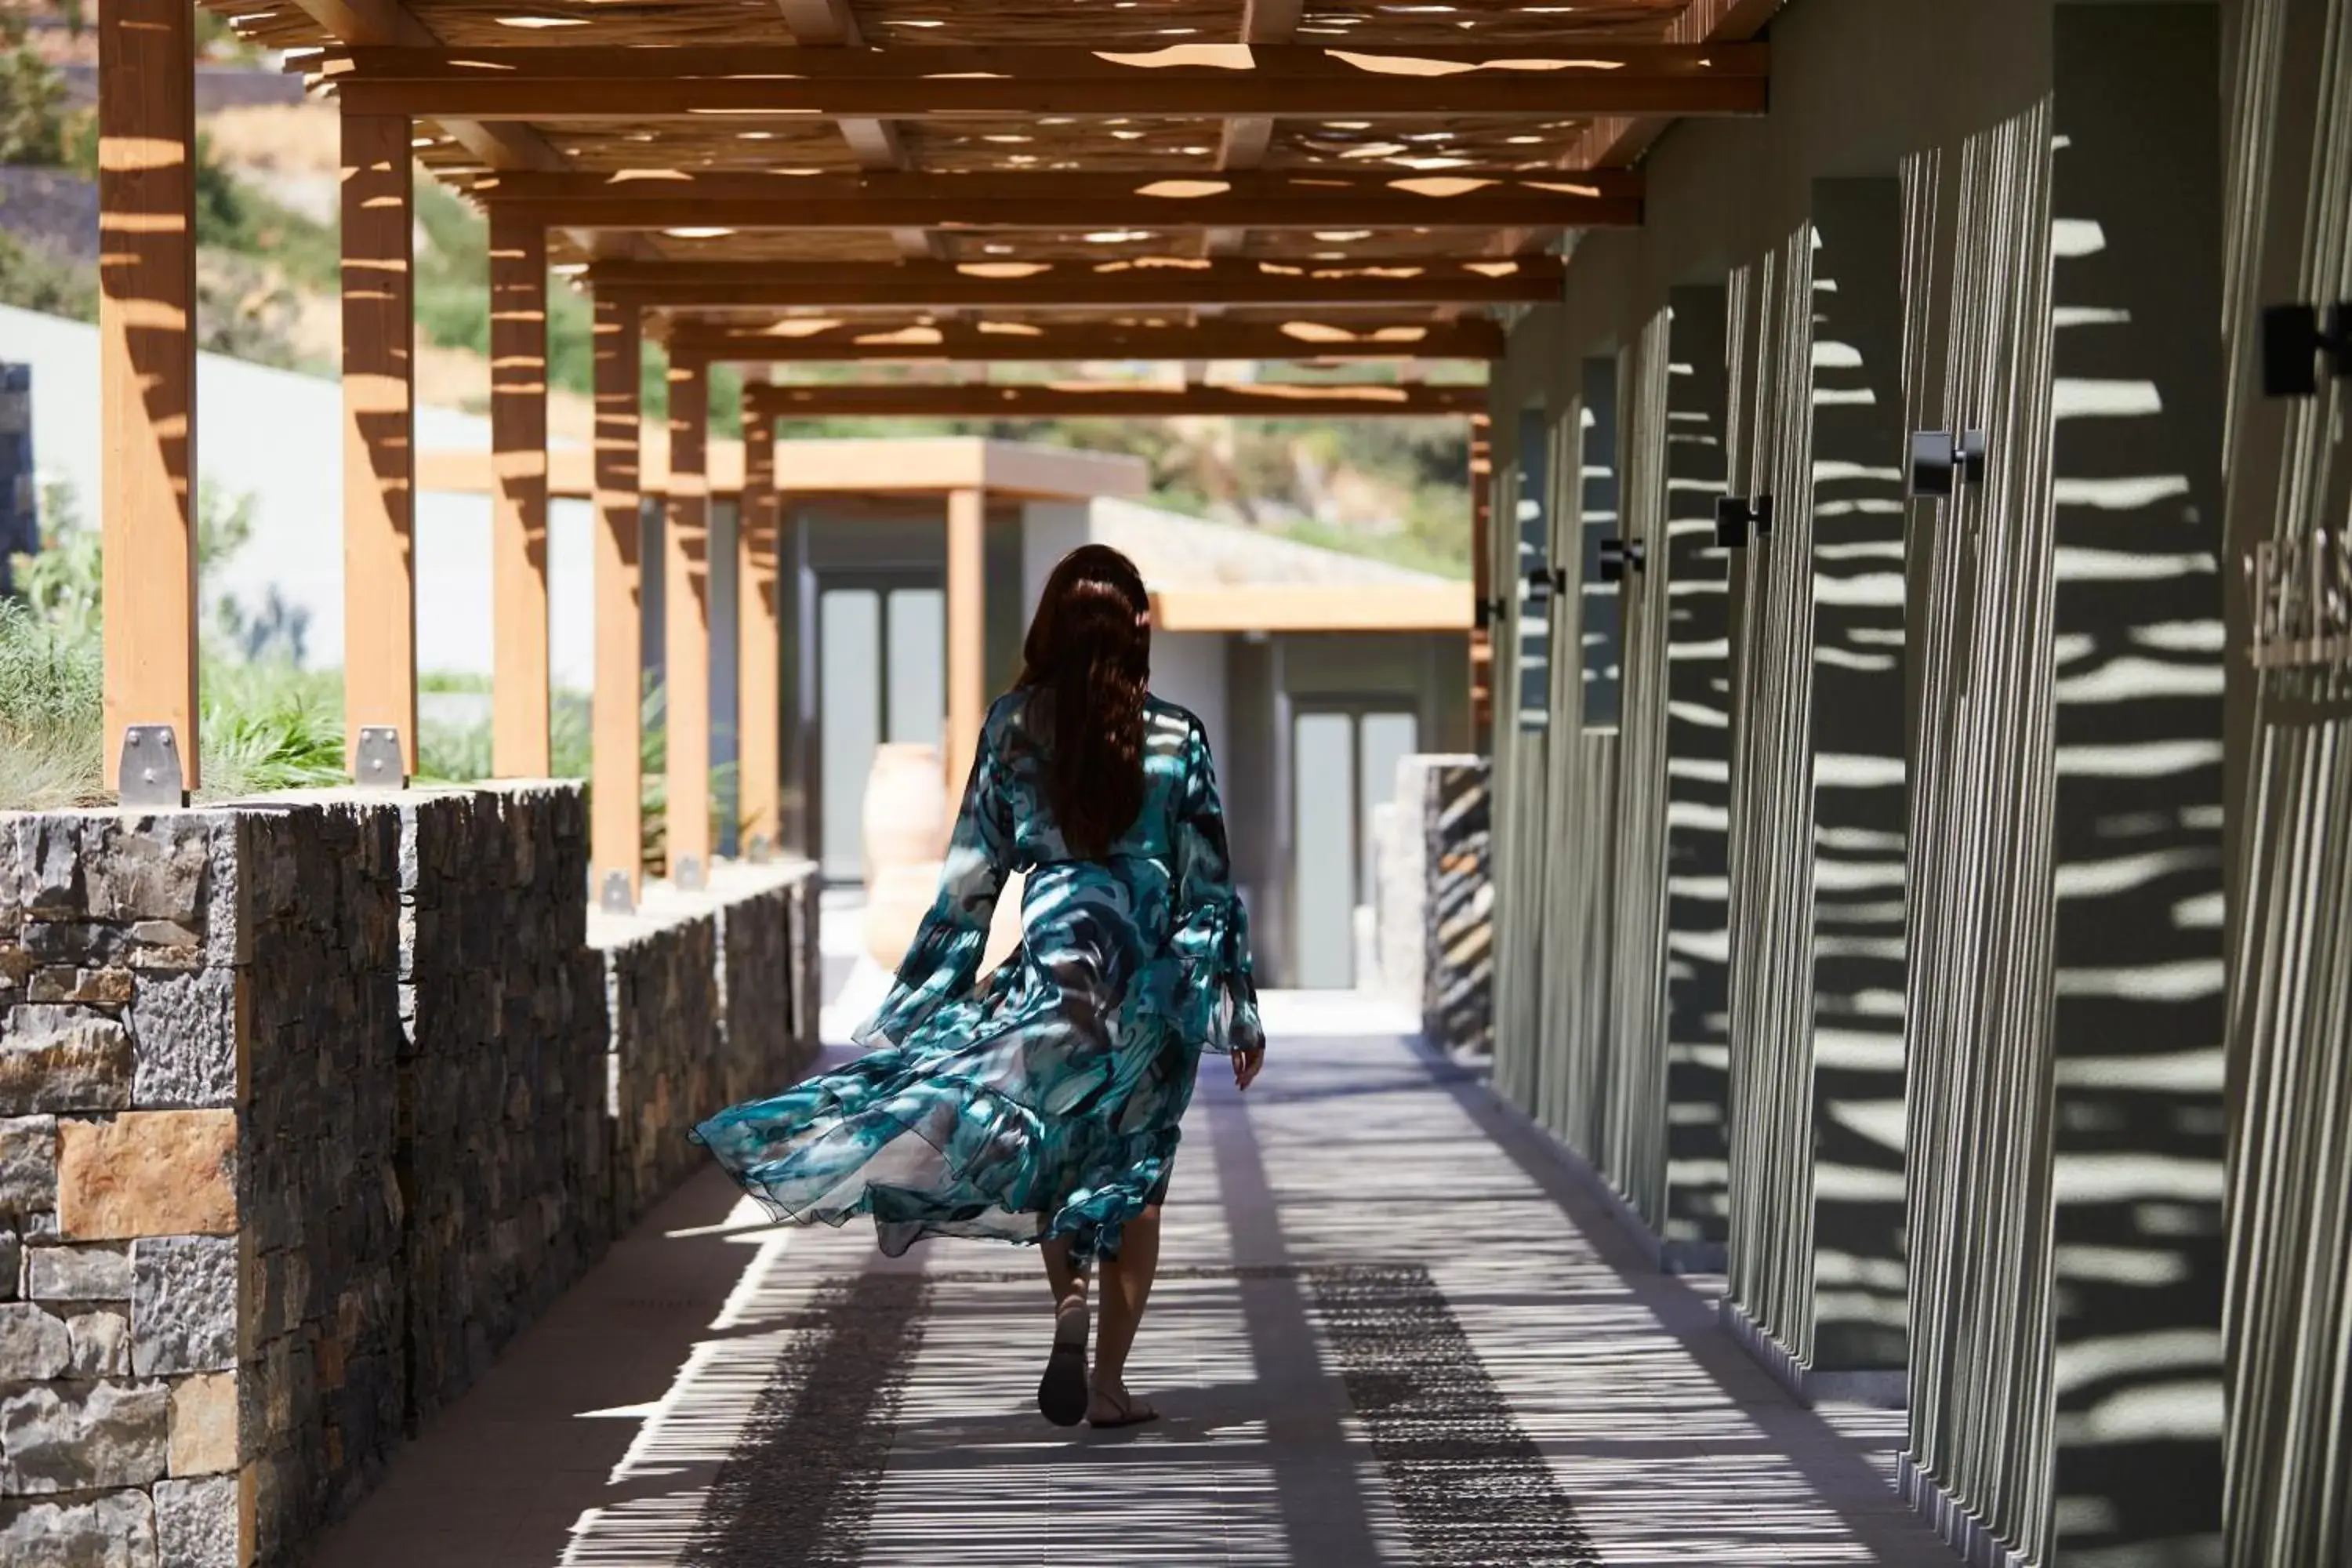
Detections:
[1290, 706, 1420, 989]
[818, 576, 945, 882]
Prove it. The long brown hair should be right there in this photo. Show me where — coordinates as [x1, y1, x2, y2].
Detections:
[1016, 544, 1152, 858]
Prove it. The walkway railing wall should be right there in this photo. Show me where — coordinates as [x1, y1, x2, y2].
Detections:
[0, 792, 818, 1566]
[2219, 0, 2352, 1562]
[1483, 0, 2242, 1563]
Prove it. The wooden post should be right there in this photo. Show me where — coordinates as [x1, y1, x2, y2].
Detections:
[591, 295, 643, 906]
[665, 358, 713, 887]
[97, 0, 199, 797]
[739, 409, 781, 858]
[945, 485, 986, 796]
[488, 205, 551, 777]
[342, 112, 418, 778]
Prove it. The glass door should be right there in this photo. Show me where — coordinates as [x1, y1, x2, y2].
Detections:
[1290, 706, 1420, 989]
[818, 579, 945, 882]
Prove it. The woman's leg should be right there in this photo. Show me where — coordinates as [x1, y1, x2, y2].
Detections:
[1089, 1203, 1163, 1419]
[1036, 1233, 1093, 1425]
[1041, 1234, 1087, 1312]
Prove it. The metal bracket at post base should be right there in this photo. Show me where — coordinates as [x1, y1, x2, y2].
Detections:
[354, 727, 408, 789]
[673, 854, 706, 893]
[745, 833, 773, 864]
[117, 726, 187, 810]
[598, 869, 635, 915]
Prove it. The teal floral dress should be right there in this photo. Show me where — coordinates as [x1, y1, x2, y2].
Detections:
[693, 690, 1263, 1264]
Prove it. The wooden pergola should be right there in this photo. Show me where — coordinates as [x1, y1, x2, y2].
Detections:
[100, 0, 1775, 901]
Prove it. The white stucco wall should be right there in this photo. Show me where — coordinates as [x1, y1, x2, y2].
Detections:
[1147, 628, 1229, 777]
[1, 304, 596, 690]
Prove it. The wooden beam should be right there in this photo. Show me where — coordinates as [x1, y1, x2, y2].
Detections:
[591, 294, 644, 903]
[1150, 582, 1473, 633]
[743, 380, 1485, 419]
[664, 358, 714, 887]
[325, 44, 1770, 121]
[584, 255, 1566, 311]
[768, 0, 937, 260]
[739, 408, 782, 858]
[662, 316, 1503, 365]
[944, 486, 985, 800]
[1566, 0, 1784, 168]
[480, 169, 1642, 232]
[489, 205, 552, 777]
[98, 0, 199, 797]
[1210, 0, 1304, 257]
[342, 111, 419, 779]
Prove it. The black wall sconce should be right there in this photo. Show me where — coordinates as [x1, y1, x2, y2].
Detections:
[1715, 493, 1773, 548]
[1909, 430, 1986, 500]
[1597, 539, 1647, 583]
[2263, 303, 2352, 397]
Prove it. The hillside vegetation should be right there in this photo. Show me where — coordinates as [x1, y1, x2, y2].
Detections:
[0, 11, 1472, 576]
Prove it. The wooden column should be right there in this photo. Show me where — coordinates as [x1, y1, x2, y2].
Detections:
[739, 410, 781, 858]
[590, 295, 643, 906]
[665, 358, 713, 887]
[945, 485, 986, 794]
[97, 0, 199, 797]
[488, 206, 550, 777]
[341, 112, 417, 778]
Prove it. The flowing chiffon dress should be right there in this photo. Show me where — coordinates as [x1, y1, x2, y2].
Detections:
[692, 689, 1264, 1264]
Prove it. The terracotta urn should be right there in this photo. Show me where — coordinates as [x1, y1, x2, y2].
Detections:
[862, 742, 949, 882]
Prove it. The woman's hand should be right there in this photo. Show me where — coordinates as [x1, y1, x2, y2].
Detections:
[1231, 1047, 1265, 1091]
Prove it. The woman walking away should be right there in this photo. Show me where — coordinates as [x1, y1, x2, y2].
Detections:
[694, 544, 1265, 1430]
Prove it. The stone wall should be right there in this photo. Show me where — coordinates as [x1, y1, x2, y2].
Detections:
[397, 788, 608, 1434]
[593, 861, 815, 1234]
[0, 810, 260, 1567]
[1367, 757, 1494, 1062]
[1418, 759, 1494, 1062]
[0, 794, 818, 1566]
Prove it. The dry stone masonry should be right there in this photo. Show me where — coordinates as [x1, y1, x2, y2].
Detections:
[0, 791, 817, 1566]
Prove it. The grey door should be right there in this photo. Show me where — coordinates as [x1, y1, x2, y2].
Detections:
[1290, 706, 1420, 989]
[818, 578, 946, 882]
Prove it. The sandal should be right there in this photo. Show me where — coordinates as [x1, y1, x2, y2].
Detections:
[1037, 1303, 1090, 1428]
[1087, 1388, 1160, 1429]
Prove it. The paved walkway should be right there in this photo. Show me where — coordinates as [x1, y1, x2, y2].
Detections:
[307, 1019, 1959, 1567]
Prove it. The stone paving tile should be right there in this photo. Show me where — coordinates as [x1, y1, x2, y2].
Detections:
[309, 1023, 1962, 1567]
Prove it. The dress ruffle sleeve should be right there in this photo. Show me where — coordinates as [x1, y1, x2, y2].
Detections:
[1167, 716, 1265, 1056]
[854, 703, 1014, 1049]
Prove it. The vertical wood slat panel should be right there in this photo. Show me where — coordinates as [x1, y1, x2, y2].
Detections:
[1487, 434, 1546, 1114]
[590, 295, 643, 901]
[1900, 100, 2062, 1565]
[97, 0, 199, 792]
[1659, 287, 1735, 1257]
[739, 413, 782, 857]
[1723, 230, 1824, 1369]
[340, 111, 417, 776]
[1806, 178, 1911, 1386]
[1606, 314, 1675, 1231]
[945, 486, 986, 800]
[489, 206, 551, 778]
[665, 359, 714, 884]
[2220, 1, 2352, 1563]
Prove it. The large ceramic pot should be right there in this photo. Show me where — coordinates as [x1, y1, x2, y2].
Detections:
[861, 744, 950, 967]
[862, 742, 949, 883]
[863, 860, 942, 969]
